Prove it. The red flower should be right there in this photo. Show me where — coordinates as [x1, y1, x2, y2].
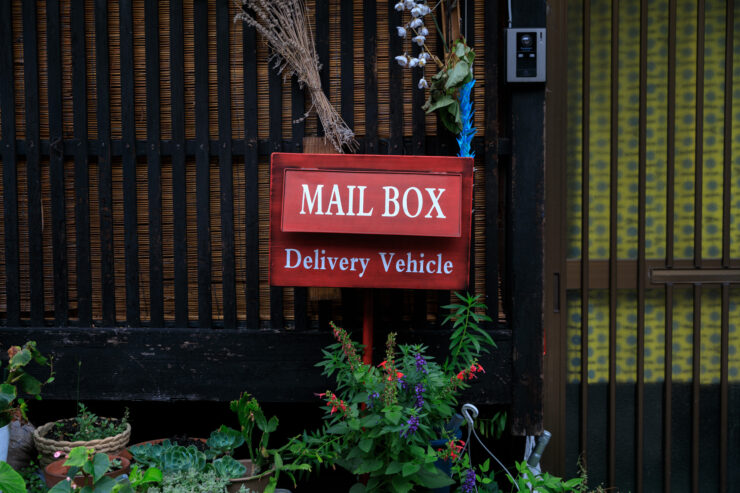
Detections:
[378, 360, 387, 369]
[456, 371, 465, 380]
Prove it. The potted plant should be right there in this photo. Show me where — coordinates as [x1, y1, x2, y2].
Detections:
[0, 341, 54, 463]
[33, 403, 131, 466]
[0, 460, 27, 493]
[299, 293, 496, 493]
[47, 446, 161, 493]
[127, 436, 253, 492]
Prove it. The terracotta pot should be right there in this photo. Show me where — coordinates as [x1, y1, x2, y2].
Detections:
[44, 454, 131, 488]
[227, 459, 273, 493]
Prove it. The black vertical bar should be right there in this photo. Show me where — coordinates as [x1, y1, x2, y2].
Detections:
[170, 0, 188, 326]
[96, 0, 116, 326]
[71, 0, 92, 327]
[340, 0, 355, 329]
[340, 0, 354, 134]
[243, 13, 260, 329]
[484, 0, 499, 323]
[608, 0, 619, 484]
[636, 0, 648, 490]
[581, 0, 592, 466]
[23, 0, 44, 326]
[692, 3, 705, 492]
[363, 0, 378, 155]
[691, 284, 701, 493]
[411, 39, 426, 329]
[664, 0, 676, 490]
[269, 59, 284, 330]
[509, 0, 546, 436]
[47, 0, 68, 326]
[720, 3, 733, 491]
[316, 0, 330, 136]
[194, 0, 212, 328]
[0, 0, 20, 326]
[145, 0, 164, 327]
[120, 0, 141, 327]
[217, 0, 236, 329]
[292, 75, 307, 331]
[388, 2, 403, 155]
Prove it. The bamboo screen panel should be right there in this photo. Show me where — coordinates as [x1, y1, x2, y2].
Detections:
[0, 0, 499, 329]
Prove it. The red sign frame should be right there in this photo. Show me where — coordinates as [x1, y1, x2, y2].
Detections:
[269, 153, 474, 289]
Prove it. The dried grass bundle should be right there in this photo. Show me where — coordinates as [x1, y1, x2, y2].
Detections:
[236, 0, 358, 153]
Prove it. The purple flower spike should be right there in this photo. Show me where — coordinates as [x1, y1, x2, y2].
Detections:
[414, 352, 428, 373]
[401, 415, 419, 438]
[414, 383, 425, 408]
[461, 468, 476, 492]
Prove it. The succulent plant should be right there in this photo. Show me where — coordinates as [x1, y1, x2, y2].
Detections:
[211, 455, 248, 479]
[206, 426, 245, 458]
[160, 445, 206, 474]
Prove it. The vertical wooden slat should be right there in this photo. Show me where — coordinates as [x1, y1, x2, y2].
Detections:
[120, 0, 141, 327]
[217, 0, 236, 329]
[170, 0, 189, 327]
[95, 0, 116, 326]
[71, 0, 92, 327]
[484, 0, 499, 322]
[47, 0, 68, 326]
[580, 0, 592, 466]
[194, 0, 212, 328]
[634, 1, 649, 489]
[145, 0, 164, 327]
[664, 0, 677, 489]
[607, 1, 619, 483]
[243, 12, 260, 329]
[269, 58, 283, 330]
[719, 3, 734, 490]
[691, 3, 705, 492]
[291, 75, 307, 331]
[23, 0, 45, 326]
[0, 0, 20, 326]
[363, 0, 378, 155]
[464, 0, 476, 299]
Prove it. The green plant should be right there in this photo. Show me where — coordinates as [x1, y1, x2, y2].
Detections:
[145, 469, 249, 493]
[229, 392, 278, 473]
[160, 444, 207, 474]
[206, 425, 246, 458]
[47, 446, 162, 493]
[303, 292, 496, 493]
[212, 455, 247, 479]
[52, 403, 129, 442]
[508, 461, 584, 493]
[19, 459, 46, 493]
[0, 461, 26, 493]
[422, 39, 476, 134]
[0, 341, 54, 427]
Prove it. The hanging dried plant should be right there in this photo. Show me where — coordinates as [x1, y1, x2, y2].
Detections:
[235, 0, 358, 153]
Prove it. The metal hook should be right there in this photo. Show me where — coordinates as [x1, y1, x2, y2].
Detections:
[461, 402, 479, 428]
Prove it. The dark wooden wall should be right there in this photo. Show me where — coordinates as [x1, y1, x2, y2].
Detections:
[0, 0, 546, 434]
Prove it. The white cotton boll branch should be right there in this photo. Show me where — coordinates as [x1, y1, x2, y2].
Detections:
[418, 77, 429, 89]
[395, 1, 405, 11]
[396, 26, 407, 37]
[395, 55, 409, 67]
[417, 57, 426, 67]
[409, 18, 423, 29]
[404, 0, 416, 9]
[412, 35, 425, 46]
[410, 6, 423, 17]
[419, 26, 429, 36]
[408, 58, 418, 68]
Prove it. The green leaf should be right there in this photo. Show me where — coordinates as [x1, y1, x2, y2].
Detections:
[415, 466, 455, 488]
[16, 373, 42, 396]
[358, 437, 373, 453]
[401, 462, 421, 477]
[385, 409, 402, 425]
[359, 414, 381, 427]
[0, 383, 17, 406]
[353, 458, 383, 474]
[0, 461, 27, 493]
[423, 95, 456, 114]
[385, 461, 402, 475]
[9, 349, 31, 367]
[89, 452, 111, 482]
[349, 483, 366, 493]
[391, 476, 414, 493]
[89, 476, 116, 493]
[455, 41, 467, 58]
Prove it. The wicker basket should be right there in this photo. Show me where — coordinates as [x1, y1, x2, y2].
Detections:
[33, 420, 131, 467]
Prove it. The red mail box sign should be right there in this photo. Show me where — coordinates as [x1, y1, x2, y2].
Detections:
[281, 169, 462, 237]
[270, 153, 473, 289]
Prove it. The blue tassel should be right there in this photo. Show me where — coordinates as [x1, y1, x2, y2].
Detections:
[456, 79, 477, 158]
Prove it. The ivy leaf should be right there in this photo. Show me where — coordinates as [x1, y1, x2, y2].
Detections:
[423, 95, 456, 114]
[445, 60, 470, 90]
